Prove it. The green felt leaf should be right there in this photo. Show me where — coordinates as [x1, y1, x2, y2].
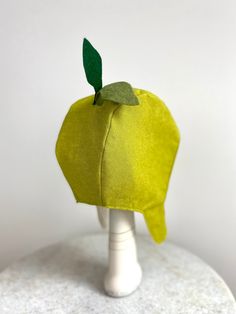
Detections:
[83, 38, 102, 93]
[95, 81, 139, 106]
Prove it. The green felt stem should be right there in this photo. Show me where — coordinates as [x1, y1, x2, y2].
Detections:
[83, 38, 103, 93]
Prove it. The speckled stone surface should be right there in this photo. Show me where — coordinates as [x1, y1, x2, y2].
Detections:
[0, 233, 235, 314]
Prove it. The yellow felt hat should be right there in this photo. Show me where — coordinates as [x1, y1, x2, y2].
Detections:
[55, 39, 180, 243]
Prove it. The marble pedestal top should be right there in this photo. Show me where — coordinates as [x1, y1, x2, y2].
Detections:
[0, 233, 235, 314]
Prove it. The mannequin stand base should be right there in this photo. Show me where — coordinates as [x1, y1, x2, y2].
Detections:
[104, 262, 142, 297]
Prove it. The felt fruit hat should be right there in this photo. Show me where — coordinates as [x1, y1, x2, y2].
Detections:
[56, 38, 180, 243]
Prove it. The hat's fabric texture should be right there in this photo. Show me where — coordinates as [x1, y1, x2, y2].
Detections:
[56, 88, 180, 243]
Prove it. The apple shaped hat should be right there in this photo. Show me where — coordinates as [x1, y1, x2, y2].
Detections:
[56, 38, 180, 243]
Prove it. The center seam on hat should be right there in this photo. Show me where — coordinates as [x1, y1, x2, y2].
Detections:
[99, 104, 122, 205]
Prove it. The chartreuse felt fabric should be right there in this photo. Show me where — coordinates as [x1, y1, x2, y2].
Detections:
[56, 89, 180, 243]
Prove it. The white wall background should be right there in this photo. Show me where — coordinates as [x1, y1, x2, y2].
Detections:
[0, 0, 236, 296]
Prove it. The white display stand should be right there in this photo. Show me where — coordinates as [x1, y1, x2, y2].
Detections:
[0, 233, 235, 314]
[104, 209, 142, 297]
